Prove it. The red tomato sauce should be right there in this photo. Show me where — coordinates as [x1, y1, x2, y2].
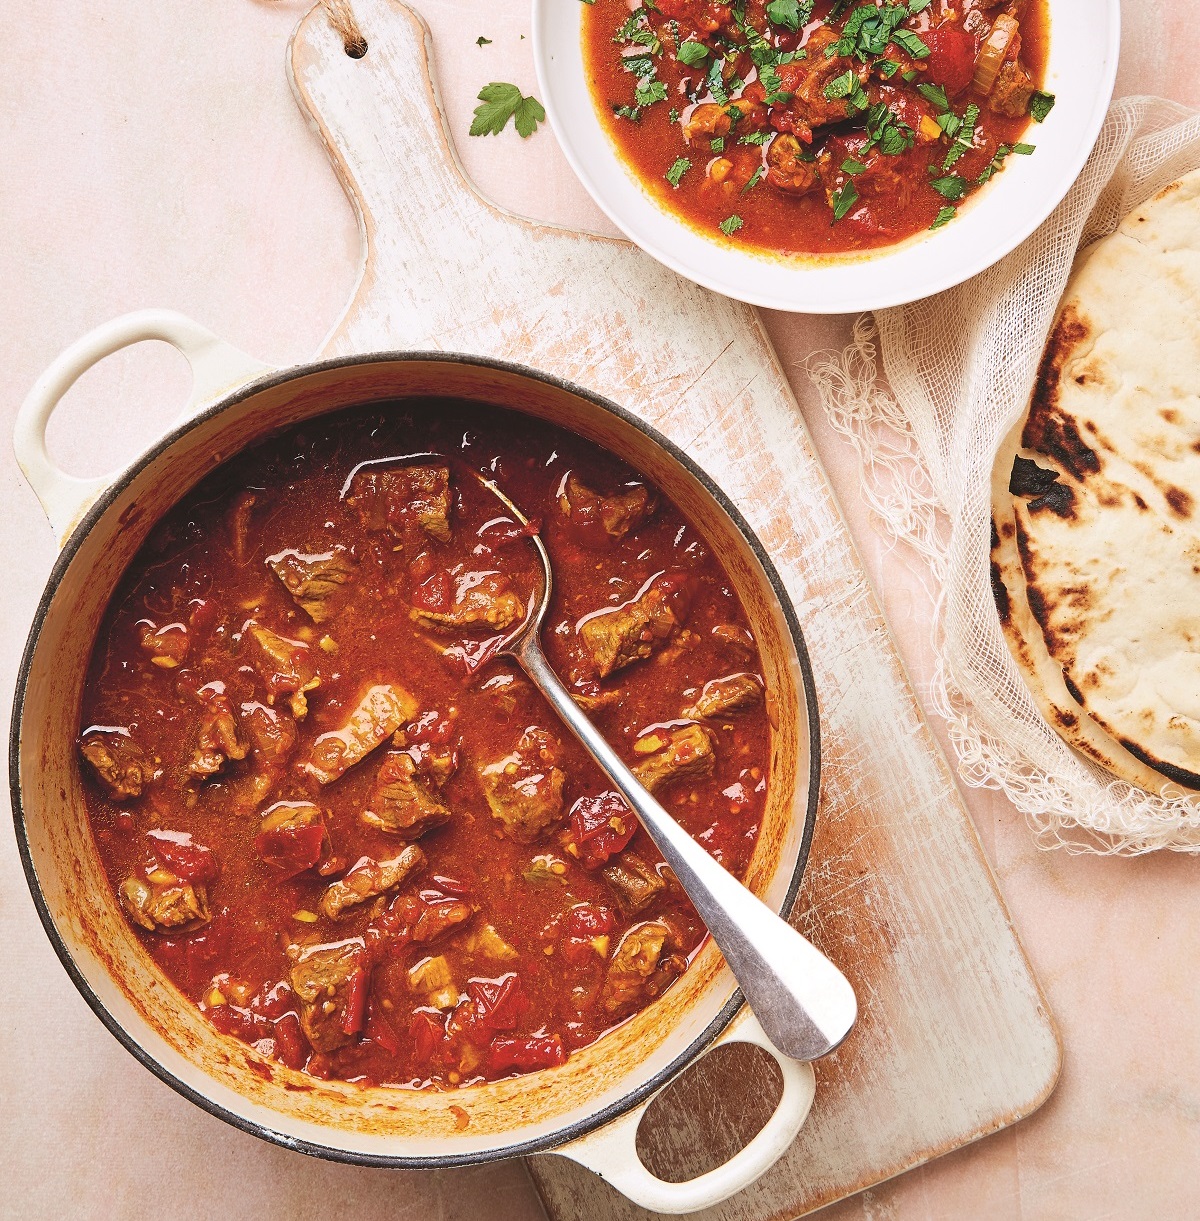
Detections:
[79, 400, 772, 1089]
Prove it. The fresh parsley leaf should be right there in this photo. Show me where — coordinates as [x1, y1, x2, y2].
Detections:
[824, 69, 857, 100]
[612, 103, 642, 121]
[705, 57, 729, 105]
[841, 157, 867, 175]
[831, 181, 859, 222]
[930, 205, 957, 229]
[908, 0, 932, 12]
[677, 39, 710, 65]
[759, 63, 790, 104]
[930, 174, 968, 201]
[766, 0, 811, 32]
[901, 68, 919, 82]
[469, 83, 546, 138]
[635, 78, 668, 107]
[738, 131, 774, 145]
[892, 29, 930, 58]
[614, 11, 644, 42]
[1029, 90, 1056, 122]
[742, 165, 765, 192]
[942, 102, 978, 171]
[665, 157, 692, 187]
[476, 36, 492, 46]
[877, 58, 900, 78]
[719, 214, 745, 236]
[917, 82, 950, 112]
[1013, 142, 1036, 155]
[622, 52, 655, 77]
[711, 136, 726, 151]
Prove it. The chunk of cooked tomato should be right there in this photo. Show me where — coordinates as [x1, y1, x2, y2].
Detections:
[255, 823, 325, 879]
[569, 792, 636, 869]
[485, 1034, 567, 1076]
[922, 23, 977, 97]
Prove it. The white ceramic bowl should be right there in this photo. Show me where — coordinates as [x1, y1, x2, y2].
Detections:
[533, 0, 1121, 312]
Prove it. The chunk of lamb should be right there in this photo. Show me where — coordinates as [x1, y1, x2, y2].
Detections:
[347, 464, 452, 543]
[411, 572, 525, 633]
[766, 134, 818, 195]
[289, 941, 368, 1052]
[256, 801, 331, 879]
[480, 727, 566, 843]
[245, 623, 320, 718]
[266, 546, 355, 623]
[319, 844, 426, 920]
[599, 920, 686, 1016]
[80, 728, 151, 799]
[632, 724, 716, 794]
[362, 752, 451, 839]
[578, 572, 690, 679]
[769, 27, 865, 141]
[120, 875, 210, 933]
[240, 701, 298, 762]
[989, 58, 1035, 117]
[188, 688, 249, 779]
[558, 473, 657, 545]
[302, 684, 419, 784]
[682, 672, 764, 720]
[603, 851, 666, 916]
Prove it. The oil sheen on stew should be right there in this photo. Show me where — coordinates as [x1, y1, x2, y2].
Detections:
[584, 0, 1051, 255]
[79, 401, 772, 1089]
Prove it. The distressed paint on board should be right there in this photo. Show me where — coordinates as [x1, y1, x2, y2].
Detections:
[287, 1, 1062, 1217]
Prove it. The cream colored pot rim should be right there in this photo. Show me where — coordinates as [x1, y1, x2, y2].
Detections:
[10, 349, 820, 1168]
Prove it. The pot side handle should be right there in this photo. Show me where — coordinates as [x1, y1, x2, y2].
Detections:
[549, 1008, 816, 1214]
[14, 309, 273, 545]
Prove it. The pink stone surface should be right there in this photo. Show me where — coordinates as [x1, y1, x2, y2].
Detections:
[1, 3, 1197, 1218]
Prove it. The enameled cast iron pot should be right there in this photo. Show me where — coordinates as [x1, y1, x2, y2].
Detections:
[11, 311, 820, 1213]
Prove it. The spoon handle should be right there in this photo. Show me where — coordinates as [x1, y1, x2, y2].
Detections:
[514, 635, 857, 1062]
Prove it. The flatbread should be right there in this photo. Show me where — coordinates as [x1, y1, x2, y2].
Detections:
[992, 169, 1200, 793]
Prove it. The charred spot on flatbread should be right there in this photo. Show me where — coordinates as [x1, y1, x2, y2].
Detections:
[1010, 455, 1075, 517]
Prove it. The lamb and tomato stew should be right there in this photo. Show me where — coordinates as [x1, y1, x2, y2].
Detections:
[79, 400, 772, 1089]
[585, 0, 1051, 254]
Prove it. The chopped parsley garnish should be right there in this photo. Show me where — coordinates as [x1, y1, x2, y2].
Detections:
[863, 102, 914, 156]
[901, 68, 920, 82]
[831, 181, 859, 221]
[930, 174, 969, 201]
[1029, 90, 1056, 123]
[824, 68, 868, 114]
[614, 12, 644, 41]
[635, 78, 668, 107]
[719, 214, 745, 236]
[841, 157, 867, 175]
[677, 39, 709, 66]
[917, 82, 950, 113]
[930, 205, 957, 230]
[759, 63, 791, 104]
[665, 157, 692, 187]
[742, 165, 766, 192]
[738, 131, 773, 145]
[669, 106, 680, 123]
[475, 36, 492, 46]
[612, 103, 642, 121]
[711, 136, 726, 151]
[622, 52, 656, 77]
[1014, 142, 1036, 155]
[469, 83, 546, 138]
[830, 3, 909, 62]
[892, 28, 930, 58]
[941, 103, 978, 171]
[827, 0, 854, 22]
[877, 58, 900, 78]
[765, 0, 812, 32]
[907, 0, 932, 12]
[705, 57, 730, 105]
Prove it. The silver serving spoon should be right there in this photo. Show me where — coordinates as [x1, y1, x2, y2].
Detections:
[475, 474, 857, 1062]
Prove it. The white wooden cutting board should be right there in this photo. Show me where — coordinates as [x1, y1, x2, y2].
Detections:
[288, 2, 1060, 1216]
